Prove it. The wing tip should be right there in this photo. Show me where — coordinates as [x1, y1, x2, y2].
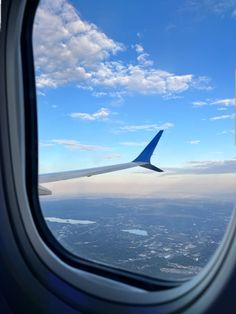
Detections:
[133, 130, 164, 163]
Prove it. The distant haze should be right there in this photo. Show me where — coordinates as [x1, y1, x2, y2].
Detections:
[42, 171, 236, 202]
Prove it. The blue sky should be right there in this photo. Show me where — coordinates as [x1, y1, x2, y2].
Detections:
[33, 0, 236, 198]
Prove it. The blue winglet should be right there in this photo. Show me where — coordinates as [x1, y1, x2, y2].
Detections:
[133, 130, 164, 163]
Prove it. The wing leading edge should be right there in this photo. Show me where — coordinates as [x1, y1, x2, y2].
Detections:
[39, 130, 164, 195]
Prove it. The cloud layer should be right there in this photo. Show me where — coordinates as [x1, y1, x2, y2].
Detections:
[193, 98, 235, 107]
[69, 107, 110, 121]
[210, 114, 234, 121]
[166, 158, 236, 175]
[34, 0, 210, 96]
[118, 122, 174, 132]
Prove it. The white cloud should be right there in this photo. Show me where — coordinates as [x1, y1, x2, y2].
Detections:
[36, 76, 58, 88]
[210, 114, 234, 121]
[134, 44, 144, 53]
[34, 0, 123, 87]
[211, 98, 234, 106]
[119, 122, 174, 132]
[192, 98, 234, 108]
[34, 0, 211, 95]
[191, 76, 213, 91]
[188, 140, 200, 145]
[192, 101, 207, 107]
[137, 53, 154, 67]
[218, 129, 235, 135]
[51, 139, 108, 150]
[92, 91, 107, 97]
[217, 107, 227, 111]
[77, 85, 94, 91]
[134, 45, 153, 66]
[167, 158, 236, 175]
[91, 62, 195, 94]
[232, 8, 236, 17]
[37, 91, 46, 96]
[69, 107, 110, 121]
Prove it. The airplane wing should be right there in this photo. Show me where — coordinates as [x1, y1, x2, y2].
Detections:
[38, 130, 164, 195]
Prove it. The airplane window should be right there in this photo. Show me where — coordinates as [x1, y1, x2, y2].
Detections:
[33, 0, 236, 282]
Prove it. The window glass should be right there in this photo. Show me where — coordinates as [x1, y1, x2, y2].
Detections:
[33, 0, 236, 281]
